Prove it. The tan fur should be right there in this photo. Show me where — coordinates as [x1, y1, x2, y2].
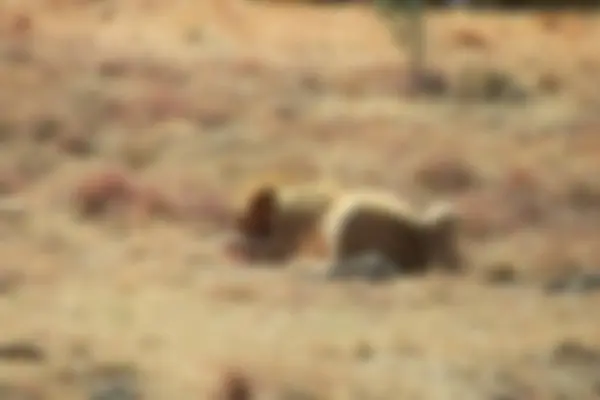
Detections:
[229, 180, 339, 262]
[321, 194, 463, 273]
[229, 182, 463, 273]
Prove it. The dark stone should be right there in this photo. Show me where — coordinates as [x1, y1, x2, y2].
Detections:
[31, 117, 61, 143]
[409, 68, 450, 97]
[86, 364, 142, 400]
[354, 341, 374, 361]
[544, 271, 600, 295]
[0, 341, 46, 363]
[551, 340, 600, 367]
[485, 263, 518, 285]
[220, 371, 252, 400]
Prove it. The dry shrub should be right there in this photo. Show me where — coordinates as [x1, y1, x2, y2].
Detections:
[56, 131, 94, 157]
[72, 169, 136, 219]
[30, 115, 62, 143]
[453, 65, 528, 102]
[117, 136, 165, 171]
[0, 168, 24, 196]
[72, 169, 193, 224]
[296, 70, 323, 95]
[145, 89, 190, 121]
[483, 262, 518, 285]
[97, 96, 134, 124]
[563, 179, 600, 214]
[1, 41, 33, 64]
[8, 13, 33, 38]
[452, 28, 488, 50]
[194, 96, 239, 129]
[185, 27, 204, 44]
[28, 113, 95, 157]
[98, 58, 132, 79]
[132, 184, 177, 222]
[414, 156, 480, 195]
[219, 370, 253, 400]
[496, 167, 553, 228]
[537, 12, 563, 33]
[137, 63, 189, 86]
[228, 56, 266, 78]
[551, 340, 600, 365]
[537, 72, 562, 95]
[409, 67, 450, 97]
[456, 192, 511, 240]
[210, 281, 260, 303]
[0, 341, 46, 362]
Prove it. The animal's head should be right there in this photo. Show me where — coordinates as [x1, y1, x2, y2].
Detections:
[226, 183, 333, 263]
[235, 185, 279, 239]
[420, 201, 465, 273]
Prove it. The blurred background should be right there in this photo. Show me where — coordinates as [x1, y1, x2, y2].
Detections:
[0, 0, 599, 399]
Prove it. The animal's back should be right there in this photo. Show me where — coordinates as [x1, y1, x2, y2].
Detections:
[321, 190, 429, 272]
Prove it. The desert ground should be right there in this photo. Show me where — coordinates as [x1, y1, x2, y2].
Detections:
[1, 0, 600, 399]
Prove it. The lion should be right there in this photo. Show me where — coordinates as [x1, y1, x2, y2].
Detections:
[226, 181, 464, 275]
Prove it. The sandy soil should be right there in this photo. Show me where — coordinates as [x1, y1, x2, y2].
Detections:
[0, 1, 600, 399]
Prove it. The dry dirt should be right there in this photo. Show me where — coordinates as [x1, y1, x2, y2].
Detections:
[1, 0, 600, 399]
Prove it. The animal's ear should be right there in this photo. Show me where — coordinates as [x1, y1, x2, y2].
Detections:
[237, 185, 278, 238]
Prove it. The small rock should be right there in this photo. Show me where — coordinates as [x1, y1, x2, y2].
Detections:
[0, 341, 46, 363]
[551, 340, 600, 367]
[485, 263, 518, 285]
[453, 67, 529, 103]
[544, 271, 600, 295]
[86, 364, 142, 400]
[326, 252, 399, 283]
[31, 116, 61, 143]
[537, 72, 562, 95]
[58, 133, 95, 157]
[408, 68, 449, 97]
[354, 340, 374, 361]
[566, 181, 600, 212]
[220, 370, 252, 400]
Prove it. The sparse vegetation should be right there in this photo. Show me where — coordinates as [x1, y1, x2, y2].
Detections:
[0, 0, 600, 399]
